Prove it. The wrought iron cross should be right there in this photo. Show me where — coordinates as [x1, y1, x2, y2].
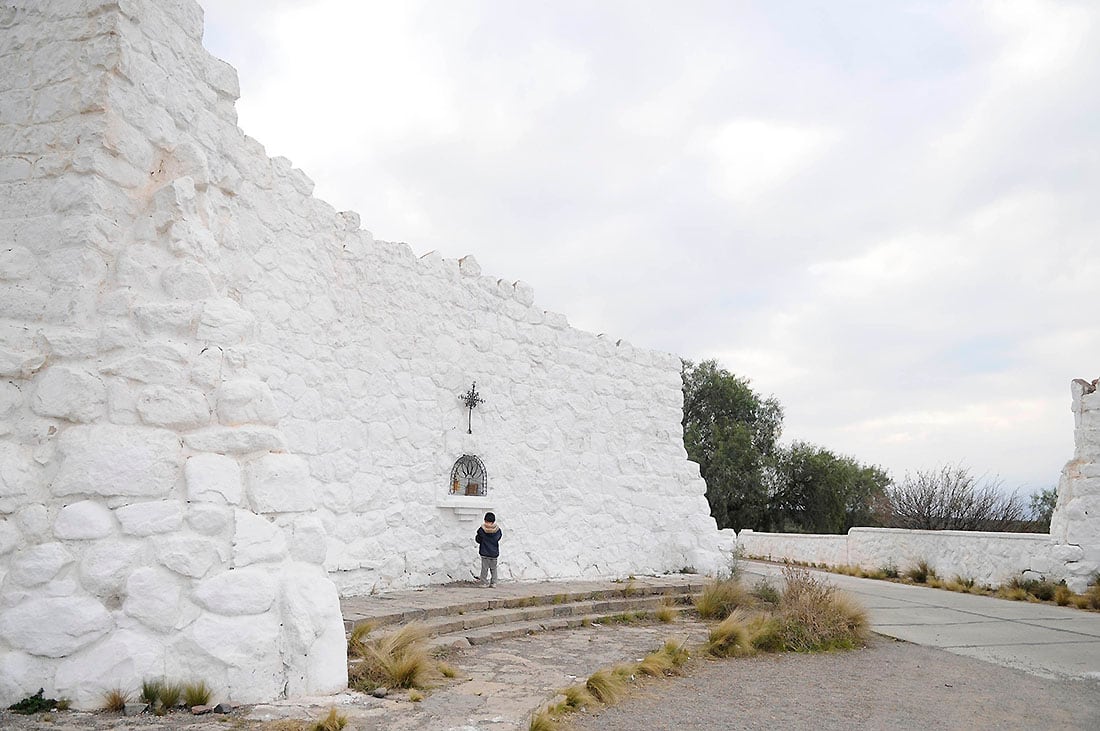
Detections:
[461, 382, 484, 434]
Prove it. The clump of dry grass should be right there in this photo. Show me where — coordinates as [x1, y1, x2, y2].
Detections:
[905, 559, 936, 584]
[310, 708, 347, 731]
[101, 688, 129, 713]
[348, 623, 432, 691]
[437, 661, 458, 679]
[585, 668, 629, 704]
[637, 640, 689, 676]
[705, 609, 760, 657]
[528, 708, 559, 731]
[694, 576, 752, 619]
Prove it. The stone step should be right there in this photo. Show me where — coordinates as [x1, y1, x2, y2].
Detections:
[430, 604, 697, 650]
[414, 594, 695, 637]
[343, 579, 705, 633]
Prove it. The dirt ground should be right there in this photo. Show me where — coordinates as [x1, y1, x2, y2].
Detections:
[4, 631, 1099, 730]
[566, 634, 1100, 731]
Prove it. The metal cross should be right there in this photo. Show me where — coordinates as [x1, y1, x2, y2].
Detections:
[461, 382, 484, 434]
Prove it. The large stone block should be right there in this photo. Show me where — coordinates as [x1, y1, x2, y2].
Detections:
[188, 611, 283, 703]
[30, 366, 106, 422]
[136, 384, 210, 429]
[153, 534, 221, 578]
[0, 596, 112, 657]
[115, 500, 183, 536]
[0, 441, 36, 499]
[197, 298, 255, 344]
[280, 564, 347, 696]
[244, 454, 316, 514]
[51, 425, 181, 497]
[53, 500, 113, 539]
[7, 542, 72, 586]
[123, 567, 183, 633]
[217, 378, 279, 425]
[185, 453, 242, 503]
[192, 567, 277, 616]
[183, 426, 286, 454]
[78, 540, 142, 597]
[232, 509, 287, 567]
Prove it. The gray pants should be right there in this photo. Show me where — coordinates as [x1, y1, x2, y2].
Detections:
[479, 556, 498, 585]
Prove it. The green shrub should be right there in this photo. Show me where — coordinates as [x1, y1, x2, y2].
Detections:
[8, 689, 58, 714]
[183, 680, 212, 707]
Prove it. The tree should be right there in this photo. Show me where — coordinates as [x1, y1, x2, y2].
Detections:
[1029, 487, 1057, 532]
[681, 359, 783, 530]
[770, 442, 891, 534]
[887, 464, 1029, 532]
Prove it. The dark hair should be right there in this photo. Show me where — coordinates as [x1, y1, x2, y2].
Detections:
[484, 512, 496, 522]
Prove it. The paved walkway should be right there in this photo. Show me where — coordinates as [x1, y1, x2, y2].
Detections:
[743, 560, 1100, 682]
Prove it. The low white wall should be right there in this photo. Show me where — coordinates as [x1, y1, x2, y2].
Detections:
[737, 530, 850, 567]
[738, 527, 1056, 588]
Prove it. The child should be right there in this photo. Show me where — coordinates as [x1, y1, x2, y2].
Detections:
[475, 512, 502, 587]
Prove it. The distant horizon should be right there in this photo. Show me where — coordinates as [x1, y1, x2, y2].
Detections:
[200, 1, 1100, 496]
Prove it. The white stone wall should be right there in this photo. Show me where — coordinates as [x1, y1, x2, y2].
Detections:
[0, 0, 721, 708]
[1049, 378, 1100, 590]
[739, 528, 1054, 587]
[737, 530, 850, 567]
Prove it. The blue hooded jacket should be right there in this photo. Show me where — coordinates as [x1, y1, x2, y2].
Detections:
[476, 523, 502, 558]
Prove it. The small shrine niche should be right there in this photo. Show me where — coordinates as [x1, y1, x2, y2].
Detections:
[450, 455, 487, 496]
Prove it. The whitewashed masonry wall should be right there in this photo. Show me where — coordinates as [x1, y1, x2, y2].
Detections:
[0, 0, 721, 709]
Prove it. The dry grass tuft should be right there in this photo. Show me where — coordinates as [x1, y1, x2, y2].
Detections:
[562, 684, 594, 710]
[309, 708, 347, 731]
[102, 688, 130, 713]
[528, 708, 559, 731]
[767, 566, 868, 652]
[695, 577, 752, 619]
[437, 662, 458, 679]
[905, 559, 936, 584]
[585, 668, 629, 704]
[348, 622, 432, 690]
[705, 609, 759, 658]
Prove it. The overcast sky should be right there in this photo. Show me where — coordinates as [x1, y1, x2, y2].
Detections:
[199, 0, 1100, 497]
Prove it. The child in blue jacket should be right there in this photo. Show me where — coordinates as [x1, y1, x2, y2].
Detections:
[475, 512, 502, 587]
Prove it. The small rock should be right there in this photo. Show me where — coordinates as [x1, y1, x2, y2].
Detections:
[191, 704, 214, 715]
[371, 687, 388, 698]
[213, 702, 234, 714]
[123, 703, 148, 716]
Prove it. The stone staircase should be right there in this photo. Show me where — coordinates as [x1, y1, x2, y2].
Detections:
[340, 576, 706, 650]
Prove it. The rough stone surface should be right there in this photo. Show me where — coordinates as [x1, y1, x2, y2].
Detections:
[30, 366, 106, 423]
[192, 567, 277, 616]
[54, 500, 114, 540]
[51, 425, 181, 498]
[185, 453, 242, 504]
[245, 454, 316, 514]
[0, 597, 112, 657]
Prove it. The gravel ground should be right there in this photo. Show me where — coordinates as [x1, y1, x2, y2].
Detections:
[567, 634, 1100, 731]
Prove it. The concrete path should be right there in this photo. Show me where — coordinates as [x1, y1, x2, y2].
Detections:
[743, 560, 1100, 682]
